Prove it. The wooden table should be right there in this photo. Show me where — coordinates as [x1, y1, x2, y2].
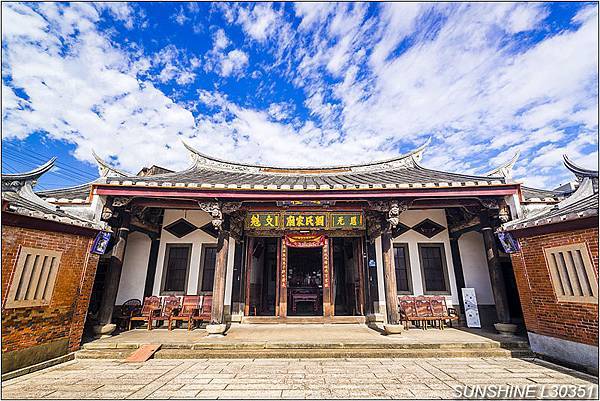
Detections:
[290, 288, 320, 313]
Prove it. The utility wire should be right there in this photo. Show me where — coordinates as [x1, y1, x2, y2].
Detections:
[3, 144, 100, 181]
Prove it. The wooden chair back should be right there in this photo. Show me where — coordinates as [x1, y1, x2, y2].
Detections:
[430, 296, 446, 317]
[140, 296, 161, 316]
[398, 296, 417, 317]
[180, 295, 201, 317]
[161, 295, 181, 317]
[201, 295, 213, 315]
[415, 296, 433, 317]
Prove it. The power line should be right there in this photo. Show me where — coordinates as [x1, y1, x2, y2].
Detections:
[2, 150, 99, 183]
[2, 142, 101, 180]
[2, 154, 89, 188]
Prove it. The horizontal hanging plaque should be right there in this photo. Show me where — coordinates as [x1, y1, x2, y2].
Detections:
[245, 211, 365, 230]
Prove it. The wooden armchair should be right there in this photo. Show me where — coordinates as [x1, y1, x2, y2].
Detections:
[192, 295, 212, 328]
[114, 299, 141, 331]
[414, 295, 437, 330]
[152, 295, 181, 329]
[430, 296, 459, 329]
[129, 296, 161, 330]
[398, 295, 419, 329]
[169, 295, 200, 331]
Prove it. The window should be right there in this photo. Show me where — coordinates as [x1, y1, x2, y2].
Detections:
[393, 244, 412, 293]
[162, 244, 191, 294]
[5, 247, 61, 308]
[544, 243, 598, 304]
[418, 243, 450, 294]
[199, 245, 217, 292]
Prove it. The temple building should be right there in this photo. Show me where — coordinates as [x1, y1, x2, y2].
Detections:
[35, 140, 565, 337]
[2, 159, 103, 376]
[502, 156, 598, 372]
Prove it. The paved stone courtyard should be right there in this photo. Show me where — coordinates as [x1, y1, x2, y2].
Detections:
[2, 357, 597, 399]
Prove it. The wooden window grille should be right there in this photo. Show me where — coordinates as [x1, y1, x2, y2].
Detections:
[393, 244, 412, 294]
[418, 243, 451, 294]
[200, 245, 217, 293]
[544, 243, 598, 304]
[5, 247, 62, 308]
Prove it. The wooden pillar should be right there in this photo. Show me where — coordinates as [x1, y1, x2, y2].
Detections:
[97, 211, 131, 326]
[322, 237, 333, 317]
[210, 229, 229, 325]
[244, 237, 254, 316]
[381, 230, 400, 325]
[143, 236, 160, 298]
[448, 235, 467, 324]
[279, 240, 288, 318]
[480, 212, 511, 324]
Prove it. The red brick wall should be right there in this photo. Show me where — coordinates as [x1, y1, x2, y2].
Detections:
[1, 224, 99, 354]
[510, 227, 599, 346]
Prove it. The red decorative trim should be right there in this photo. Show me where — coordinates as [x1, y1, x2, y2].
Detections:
[95, 185, 519, 199]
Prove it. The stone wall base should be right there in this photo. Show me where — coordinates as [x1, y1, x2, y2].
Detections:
[2, 337, 69, 374]
[528, 331, 598, 374]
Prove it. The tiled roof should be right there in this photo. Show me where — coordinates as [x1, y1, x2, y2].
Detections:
[521, 186, 563, 202]
[504, 193, 598, 230]
[100, 141, 508, 191]
[2, 159, 103, 229]
[38, 183, 92, 203]
[504, 156, 598, 231]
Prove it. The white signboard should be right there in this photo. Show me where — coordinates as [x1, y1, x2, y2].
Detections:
[461, 288, 481, 328]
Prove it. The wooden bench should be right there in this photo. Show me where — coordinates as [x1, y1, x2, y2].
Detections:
[398, 295, 459, 330]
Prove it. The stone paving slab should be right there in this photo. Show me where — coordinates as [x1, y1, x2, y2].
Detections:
[2, 357, 597, 399]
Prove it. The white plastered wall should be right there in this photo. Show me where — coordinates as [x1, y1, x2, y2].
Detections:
[458, 231, 495, 305]
[115, 231, 152, 304]
[392, 209, 459, 307]
[152, 209, 218, 296]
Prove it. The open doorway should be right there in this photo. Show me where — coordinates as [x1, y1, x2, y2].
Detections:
[332, 237, 363, 316]
[247, 238, 278, 316]
[287, 247, 323, 316]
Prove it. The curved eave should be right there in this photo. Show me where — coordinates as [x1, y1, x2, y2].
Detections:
[181, 137, 431, 173]
[2, 157, 56, 182]
[92, 150, 129, 177]
[563, 155, 599, 180]
[485, 152, 520, 178]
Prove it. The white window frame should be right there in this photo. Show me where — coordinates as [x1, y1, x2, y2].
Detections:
[544, 243, 598, 304]
[5, 247, 62, 308]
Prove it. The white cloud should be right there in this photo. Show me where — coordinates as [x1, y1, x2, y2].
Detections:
[2, 2, 598, 190]
[237, 4, 280, 42]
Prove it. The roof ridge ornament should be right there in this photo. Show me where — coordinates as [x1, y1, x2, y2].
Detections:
[485, 151, 520, 179]
[181, 137, 431, 174]
[563, 155, 599, 181]
[92, 150, 129, 178]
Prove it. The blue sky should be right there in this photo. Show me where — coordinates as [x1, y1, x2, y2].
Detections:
[2, 2, 598, 190]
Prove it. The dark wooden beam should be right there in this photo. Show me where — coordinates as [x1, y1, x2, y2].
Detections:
[97, 211, 131, 326]
[381, 231, 400, 325]
[210, 228, 229, 325]
[480, 212, 511, 324]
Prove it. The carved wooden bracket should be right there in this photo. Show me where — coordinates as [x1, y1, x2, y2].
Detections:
[112, 196, 133, 208]
[198, 201, 243, 232]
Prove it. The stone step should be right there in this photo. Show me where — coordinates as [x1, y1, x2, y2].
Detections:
[83, 340, 530, 351]
[77, 347, 533, 360]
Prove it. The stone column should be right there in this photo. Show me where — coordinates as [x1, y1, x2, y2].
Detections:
[480, 212, 511, 324]
[381, 230, 400, 325]
[95, 210, 131, 337]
